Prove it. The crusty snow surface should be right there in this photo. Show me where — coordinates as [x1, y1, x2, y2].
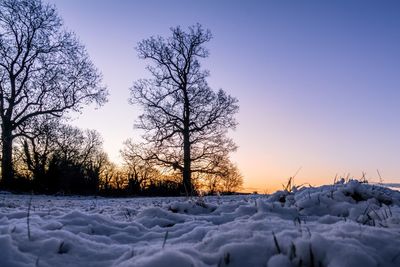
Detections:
[1, 180, 400, 267]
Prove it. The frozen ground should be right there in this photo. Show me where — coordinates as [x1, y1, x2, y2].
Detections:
[1, 180, 400, 267]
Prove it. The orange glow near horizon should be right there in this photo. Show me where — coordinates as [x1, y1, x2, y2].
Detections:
[48, 0, 400, 193]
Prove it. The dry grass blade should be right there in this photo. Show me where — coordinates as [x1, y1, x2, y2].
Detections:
[162, 231, 169, 249]
[272, 232, 281, 254]
[27, 195, 32, 241]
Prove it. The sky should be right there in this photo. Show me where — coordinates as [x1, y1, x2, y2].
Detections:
[47, 0, 400, 193]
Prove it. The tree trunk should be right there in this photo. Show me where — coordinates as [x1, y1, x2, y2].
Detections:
[183, 128, 191, 195]
[1, 124, 14, 188]
[182, 84, 192, 195]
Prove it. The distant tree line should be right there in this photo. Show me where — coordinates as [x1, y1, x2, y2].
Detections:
[0, 0, 242, 196]
[6, 121, 242, 195]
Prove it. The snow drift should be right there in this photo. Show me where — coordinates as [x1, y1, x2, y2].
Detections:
[0, 180, 400, 267]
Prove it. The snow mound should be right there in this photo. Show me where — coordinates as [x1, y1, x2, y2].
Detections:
[0, 180, 400, 267]
[167, 199, 217, 215]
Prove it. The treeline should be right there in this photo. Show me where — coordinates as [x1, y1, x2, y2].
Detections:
[5, 117, 242, 196]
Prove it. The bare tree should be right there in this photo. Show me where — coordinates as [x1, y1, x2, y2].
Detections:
[121, 139, 161, 193]
[99, 160, 117, 192]
[111, 169, 126, 191]
[199, 158, 243, 194]
[18, 116, 59, 182]
[52, 125, 105, 171]
[0, 0, 107, 187]
[130, 24, 238, 193]
[17, 120, 107, 193]
[220, 162, 243, 193]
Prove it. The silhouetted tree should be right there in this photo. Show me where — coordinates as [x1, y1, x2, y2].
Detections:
[49, 126, 106, 194]
[121, 139, 161, 194]
[0, 0, 107, 188]
[130, 24, 238, 193]
[16, 121, 107, 194]
[199, 158, 243, 194]
[99, 161, 117, 192]
[19, 116, 59, 188]
[111, 169, 126, 191]
[219, 161, 243, 193]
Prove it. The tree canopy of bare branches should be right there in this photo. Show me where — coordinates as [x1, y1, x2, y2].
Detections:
[16, 120, 108, 193]
[130, 24, 239, 193]
[0, 0, 107, 187]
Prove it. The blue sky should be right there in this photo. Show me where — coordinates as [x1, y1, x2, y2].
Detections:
[47, 0, 400, 192]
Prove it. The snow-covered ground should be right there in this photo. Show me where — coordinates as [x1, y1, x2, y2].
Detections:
[1, 180, 400, 267]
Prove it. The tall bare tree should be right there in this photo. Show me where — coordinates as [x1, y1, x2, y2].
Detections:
[0, 0, 107, 187]
[130, 24, 239, 193]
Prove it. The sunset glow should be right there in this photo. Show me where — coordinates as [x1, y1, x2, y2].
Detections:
[48, 0, 400, 193]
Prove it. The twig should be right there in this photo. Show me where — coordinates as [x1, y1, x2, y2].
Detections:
[27, 195, 32, 241]
[377, 169, 383, 185]
[162, 231, 169, 249]
[272, 232, 281, 254]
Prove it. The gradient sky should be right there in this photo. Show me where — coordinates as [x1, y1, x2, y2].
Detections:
[47, 0, 400, 192]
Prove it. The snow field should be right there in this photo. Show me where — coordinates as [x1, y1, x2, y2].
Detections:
[0, 180, 400, 267]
